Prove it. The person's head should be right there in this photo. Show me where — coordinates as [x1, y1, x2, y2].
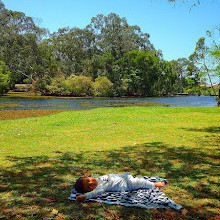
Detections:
[74, 176, 98, 193]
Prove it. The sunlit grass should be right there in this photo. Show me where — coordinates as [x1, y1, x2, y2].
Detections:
[0, 107, 219, 219]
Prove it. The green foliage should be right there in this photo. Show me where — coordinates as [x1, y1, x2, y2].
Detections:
[65, 75, 93, 96]
[184, 84, 218, 96]
[32, 78, 49, 94]
[87, 13, 154, 57]
[49, 27, 95, 75]
[189, 36, 219, 98]
[47, 74, 94, 96]
[124, 50, 163, 96]
[1, 3, 216, 97]
[47, 73, 68, 95]
[0, 4, 48, 84]
[93, 76, 113, 97]
[158, 61, 178, 95]
[125, 68, 142, 95]
[206, 25, 220, 77]
[0, 61, 10, 95]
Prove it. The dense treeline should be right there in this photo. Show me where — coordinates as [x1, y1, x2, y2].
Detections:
[0, 1, 218, 97]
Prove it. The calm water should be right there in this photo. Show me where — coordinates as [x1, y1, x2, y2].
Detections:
[0, 95, 218, 110]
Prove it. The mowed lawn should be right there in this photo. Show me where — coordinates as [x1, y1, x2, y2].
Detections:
[0, 107, 219, 219]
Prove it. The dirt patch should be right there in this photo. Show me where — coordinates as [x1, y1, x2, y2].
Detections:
[0, 110, 68, 120]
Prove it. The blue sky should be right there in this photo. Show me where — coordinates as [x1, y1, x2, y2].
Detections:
[3, 0, 220, 63]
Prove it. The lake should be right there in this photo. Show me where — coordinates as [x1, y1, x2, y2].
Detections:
[0, 95, 218, 110]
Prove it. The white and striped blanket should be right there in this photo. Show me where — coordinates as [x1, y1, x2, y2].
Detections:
[69, 176, 182, 209]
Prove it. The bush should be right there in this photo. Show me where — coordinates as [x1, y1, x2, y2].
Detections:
[47, 74, 114, 97]
[184, 86, 215, 96]
[93, 76, 113, 97]
[47, 74, 94, 96]
[66, 75, 93, 96]
[184, 86, 201, 95]
[32, 78, 48, 94]
[47, 73, 69, 95]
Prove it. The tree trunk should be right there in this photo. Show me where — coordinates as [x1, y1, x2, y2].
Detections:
[218, 88, 220, 106]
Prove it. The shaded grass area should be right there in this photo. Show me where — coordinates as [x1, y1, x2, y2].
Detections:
[0, 107, 220, 219]
[0, 142, 219, 220]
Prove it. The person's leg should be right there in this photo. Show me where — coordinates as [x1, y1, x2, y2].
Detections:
[126, 175, 155, 190]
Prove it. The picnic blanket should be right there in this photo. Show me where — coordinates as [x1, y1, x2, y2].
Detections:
[69, 176, 182, 209]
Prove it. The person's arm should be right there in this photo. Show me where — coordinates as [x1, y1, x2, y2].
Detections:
[76, 195, 86, 202]
[76, 187, 105, 202]
[84, 187, 105, 200]
[154, 181, 165, 188]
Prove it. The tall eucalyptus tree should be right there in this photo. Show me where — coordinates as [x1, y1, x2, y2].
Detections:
[0, 1, 47, 83]
[49, 27, 96, 76]
[87, 13, 154, 59]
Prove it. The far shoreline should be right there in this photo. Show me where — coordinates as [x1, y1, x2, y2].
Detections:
[1, 91, 217, 99]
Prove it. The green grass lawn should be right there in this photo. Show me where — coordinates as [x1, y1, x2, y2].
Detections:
[0, 107, 219, 219]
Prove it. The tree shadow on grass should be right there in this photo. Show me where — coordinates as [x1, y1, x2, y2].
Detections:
[0, 142, 219, 219]
[181, 126, 220, 134]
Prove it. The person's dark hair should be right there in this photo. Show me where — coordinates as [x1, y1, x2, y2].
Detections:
[74, 177, 86, 193]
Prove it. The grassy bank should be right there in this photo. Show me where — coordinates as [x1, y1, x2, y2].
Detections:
[0, 107, 219, 219]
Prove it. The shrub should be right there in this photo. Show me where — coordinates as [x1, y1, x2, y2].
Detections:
[47, 73, 69, 95]
[32, 78, 48, 95]
[93, 76, 113, 97]
[66, 75, 93, 96]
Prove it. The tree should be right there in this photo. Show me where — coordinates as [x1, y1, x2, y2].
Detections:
[166, 0, 217, 11]
[158, 61, 178, 95]
[0, 61, 11, 95]
[49, 27, 96, 76]
[168, 0, 200, 4]
[170, 58, 189, 93]
[168, 0, 201, 7]
[124, 50, 161, 96]
[189, 37, 217, 97]
[206, 25, 220, 78]
[186, 60, 201, 89]
[87, 13, 154, 59]
[0, 2, 48, 84]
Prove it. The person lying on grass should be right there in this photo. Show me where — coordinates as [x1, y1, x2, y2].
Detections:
[74, 173, 165, 202]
